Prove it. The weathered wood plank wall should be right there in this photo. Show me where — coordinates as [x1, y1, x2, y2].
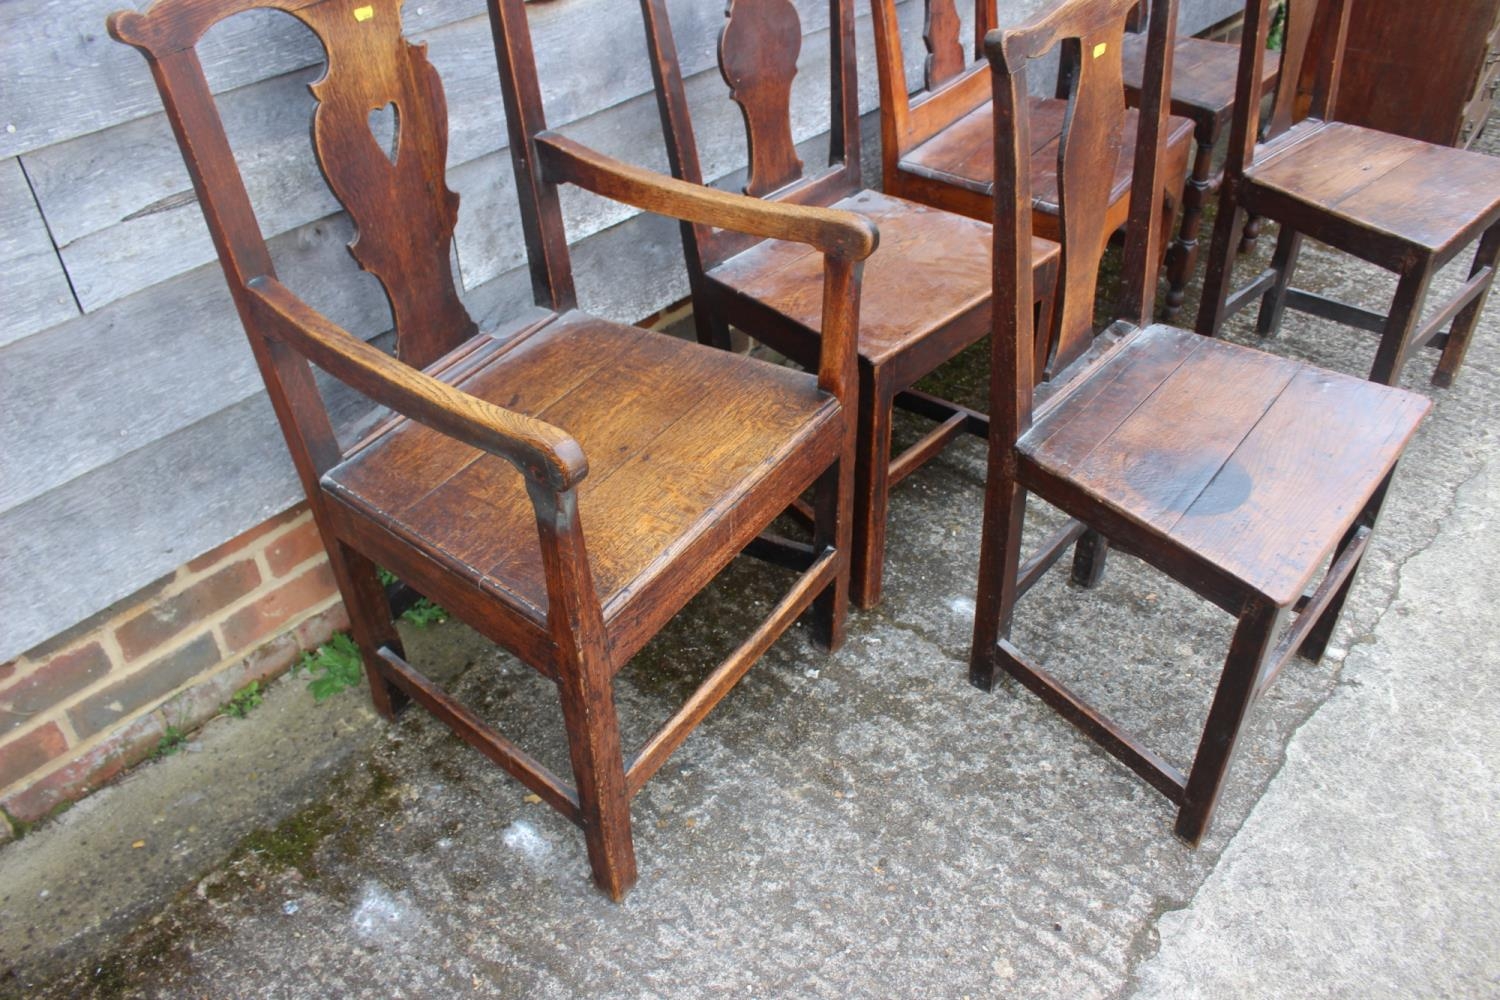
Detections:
[0, 0, 1235, 663]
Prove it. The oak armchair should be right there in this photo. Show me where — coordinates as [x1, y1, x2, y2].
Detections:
[110, 0, 874, 900]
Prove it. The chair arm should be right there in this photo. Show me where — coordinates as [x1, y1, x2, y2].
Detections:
[246, 277, 588, 492]
[534, 132, 878, 262]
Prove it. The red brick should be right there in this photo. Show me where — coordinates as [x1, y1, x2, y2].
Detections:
[0, 643, 113, 736]
[185, 505, 304, 573]
[0, 712, 165, 822]
[0, 661, 16, 684]
[294, 600, 350, 651]
[68, 634, 222, 740]
[219, 563, 338, 654]
[0, 722, 68, 792]
[264, 518, 328, 577]
[114, 560, 262, 661]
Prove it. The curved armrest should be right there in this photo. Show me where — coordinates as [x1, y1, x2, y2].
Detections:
[246, 277, 587, 492]
[535, 132, 878, 262]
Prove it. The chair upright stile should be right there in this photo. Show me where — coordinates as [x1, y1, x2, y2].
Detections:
[970, 0, 1431, 844]
[111, 0, 877, 900]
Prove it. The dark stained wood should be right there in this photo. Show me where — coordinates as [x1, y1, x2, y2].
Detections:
[1121, 13, 1283, 319]
[720, 0, 805, 196]
[638, 0, 1060, 608]
[923, 0, 966, 89]
[868, 0, 1196, 265]
[970, 0, 1432, 846]
[1321, 0, 1500, 149]
[1196, 0, 1500, 388]
[112, 0, 873, 900]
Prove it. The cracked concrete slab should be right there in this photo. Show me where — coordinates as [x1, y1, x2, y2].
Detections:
[1128, 461, 1500, 1000]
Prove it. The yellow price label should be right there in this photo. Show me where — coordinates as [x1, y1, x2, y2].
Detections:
[354, 5, 375, 21]
[1093, 41, 1108, 58]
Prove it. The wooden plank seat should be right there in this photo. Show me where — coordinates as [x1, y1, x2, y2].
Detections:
[636, 0, 1060, 609]
[1121, 20, 1284, 318]
[111, 0, 876, 901]
[323, 310, 842, 665]
[1020, 324, 1428, 611]
[1244, 121, 1500, 258]
[1197, 0, 1500, 387]
[708, 190, 1058, 375]
[969, 0, 1431, 846]
[898, 97, 1198, 240]
[869, 0, 1196, 261]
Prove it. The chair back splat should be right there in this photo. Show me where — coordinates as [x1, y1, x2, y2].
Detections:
[988, 0, 1172, 418]
[113, 0, 874, 901]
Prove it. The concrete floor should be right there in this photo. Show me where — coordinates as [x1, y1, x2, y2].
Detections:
[3, 139, 1499, 997]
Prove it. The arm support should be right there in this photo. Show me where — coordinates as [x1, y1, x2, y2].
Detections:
[535, 132, 878, 262]
[247, 276, 588, 492]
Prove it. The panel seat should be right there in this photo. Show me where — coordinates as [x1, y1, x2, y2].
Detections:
[707, 190, 1059, 370]
[1019, 324, 1429, 607]
[324, 311, 840, 657]
[1122, 34, 1281, 128]
[1245, 120, 1500, 258]
[899, 98, 1196, 226]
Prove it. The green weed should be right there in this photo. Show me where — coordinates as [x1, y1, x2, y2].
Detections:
[153, 725, 188, 758]
[222, 680, 264, 719]
[298, 632, 365, 702]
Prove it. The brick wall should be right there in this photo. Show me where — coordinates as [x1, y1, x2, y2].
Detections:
[0, 506, 348, 837]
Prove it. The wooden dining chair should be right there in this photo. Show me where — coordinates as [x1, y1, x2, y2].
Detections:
[633, 0, 1060, 609]
[110, 0, 877, 901]
[1196, 0, 1500, 387]
[970, 0, 1430, 845]
[1119, 0, 1281, 319]
[868, 0, 1196, 270]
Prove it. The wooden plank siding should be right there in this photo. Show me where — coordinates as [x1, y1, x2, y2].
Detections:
[0, 0, 1231, 663]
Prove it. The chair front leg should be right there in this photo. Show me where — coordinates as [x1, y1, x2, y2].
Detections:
[1175, 597, 1285, 846]
[1434, 221, 1500, 388]
[1369, 259, 1435, 386]
[1255, 225, 1303, 337]
[1195, 198, 1248, 338]
[811, 452, 854, 652]
[329, 538, 409, 720]
[528, 481, 637, 900]
[1163, 130, 1216, 321]
[1299, 469, 1394, 663]
[852, 372, 895, 610]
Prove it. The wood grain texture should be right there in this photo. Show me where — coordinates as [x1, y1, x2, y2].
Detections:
[974, 0, 1432, 848]
[719, 0, 805, 196]
[1196, 0, 1500, 387]
[0, 158, 77, 348]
